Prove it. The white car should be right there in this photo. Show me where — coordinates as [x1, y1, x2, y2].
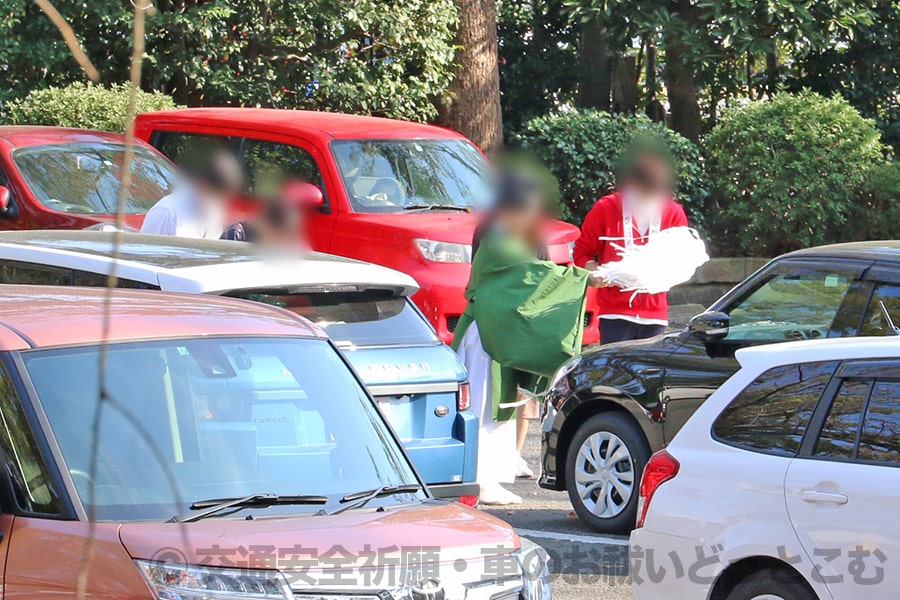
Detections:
[631, 336, 900, 600]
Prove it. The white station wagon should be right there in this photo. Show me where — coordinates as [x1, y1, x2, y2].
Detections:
[0, 230, 478, 502]
[631, 336, 900, 600]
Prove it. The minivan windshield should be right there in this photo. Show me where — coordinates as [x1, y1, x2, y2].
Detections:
[231, 290, 438, 347]
[331, 139, 492, 213]
[22, 337, 421, 522]
[13, 142, 177, 215]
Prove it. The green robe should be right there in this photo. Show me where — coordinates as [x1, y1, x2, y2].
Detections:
[451, 229, 591, 421]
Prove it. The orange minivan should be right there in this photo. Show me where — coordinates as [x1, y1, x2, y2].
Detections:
[0, 286, 551, 599]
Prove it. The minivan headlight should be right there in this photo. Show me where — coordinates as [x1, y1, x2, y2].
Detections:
[516, 538, 553, 600]
[414, 239, 472, 263]
[135, 559, 292, 599]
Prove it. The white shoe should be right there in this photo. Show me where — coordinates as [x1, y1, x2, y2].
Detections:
[515, 455, 534, 479]
[478, 483, 523, 505]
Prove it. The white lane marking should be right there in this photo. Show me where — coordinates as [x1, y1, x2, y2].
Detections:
[516, 527, 630, 547]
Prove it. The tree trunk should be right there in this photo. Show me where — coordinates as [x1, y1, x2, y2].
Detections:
[577, 19, 612, 111]
[437, 0, 503, 154]
[663, 42, 702, 142]
[611, 55, 638, 114]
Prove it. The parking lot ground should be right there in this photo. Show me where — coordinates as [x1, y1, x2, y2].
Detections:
[481, 422, 633, 600]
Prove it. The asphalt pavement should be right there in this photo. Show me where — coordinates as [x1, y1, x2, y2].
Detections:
[481, 421, 633, 600]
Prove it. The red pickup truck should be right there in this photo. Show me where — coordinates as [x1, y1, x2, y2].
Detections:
[135, 108, 599, 344]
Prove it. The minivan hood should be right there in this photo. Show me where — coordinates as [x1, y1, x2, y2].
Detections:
[119, 501, 518, 567]
[350, 211, 580, 246]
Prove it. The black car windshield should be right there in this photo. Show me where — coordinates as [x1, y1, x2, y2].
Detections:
[12, 142, 177, 215]
[22, 337, 420, 522]
[331, 139, 492, 213]
[231, 290, 438, 347]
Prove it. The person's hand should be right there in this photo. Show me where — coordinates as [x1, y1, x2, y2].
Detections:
[589, 273, 613, 288]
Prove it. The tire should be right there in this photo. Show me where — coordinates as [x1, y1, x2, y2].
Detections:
[726, 569, 817, 600]
[564, 412, 650, 534]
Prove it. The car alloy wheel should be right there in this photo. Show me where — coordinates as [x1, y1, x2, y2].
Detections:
[573, 431, 635, 518]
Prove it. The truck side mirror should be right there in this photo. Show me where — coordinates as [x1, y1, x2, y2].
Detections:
[0, 185, 17, 218]
[688, 311, 730, 342]
[282, 181, 324, 208]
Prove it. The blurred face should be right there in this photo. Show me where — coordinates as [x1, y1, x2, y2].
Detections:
[622, 154, 674, 210]
[496, 202, 543, 248]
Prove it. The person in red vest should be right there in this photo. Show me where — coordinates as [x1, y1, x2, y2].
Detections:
[573, 143, 688, 344]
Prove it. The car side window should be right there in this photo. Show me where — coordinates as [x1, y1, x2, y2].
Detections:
[814, 379, 869, 459]
[0, 261, 72, 285]
[241, 139, 323, 198]
[713, 361, 838, 457]
[153, 132, 238, 171]
[725, 272, 853, 342]
[0, 362, 60, 513]
[860, 283, 900, 336]
[858, 380, 900, 465]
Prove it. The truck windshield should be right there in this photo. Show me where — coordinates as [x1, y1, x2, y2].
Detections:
[331, 139, 492, 213]
[12, 142, 177, 215]
[22, 337, 420, 522]
[231, 290, 438, 347]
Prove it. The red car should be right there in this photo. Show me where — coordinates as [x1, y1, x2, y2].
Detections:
[0, 126, 178, 231]
[135, 108, 600, 344]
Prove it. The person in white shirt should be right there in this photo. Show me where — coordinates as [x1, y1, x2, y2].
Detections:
[141, 150, 243, 239]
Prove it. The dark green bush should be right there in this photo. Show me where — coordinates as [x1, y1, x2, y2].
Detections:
[1, 82, 179, 133]
[847, 162, 900, 241]
[515, 110, 707, 226]
[706, 91, 886, 256]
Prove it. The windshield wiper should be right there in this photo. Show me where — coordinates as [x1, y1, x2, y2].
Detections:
[320, 483, 422, 516]
[403, 204, 471, 212]
[169, 493, 328, 523]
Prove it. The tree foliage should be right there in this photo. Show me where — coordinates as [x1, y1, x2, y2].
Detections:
[705, 92, 885, 256]
[515, 110, 706, 225]
[0, 0, 458, 122]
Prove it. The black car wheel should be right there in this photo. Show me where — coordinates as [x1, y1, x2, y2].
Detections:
[565, 412, 650, 534]
[725, 569, 817, 600]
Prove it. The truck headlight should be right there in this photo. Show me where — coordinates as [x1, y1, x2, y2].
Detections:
[135, 559, 292, 599]
[414, 239, 472, 263]
[516, 538, 553, 600]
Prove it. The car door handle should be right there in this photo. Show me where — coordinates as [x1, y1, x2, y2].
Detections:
[801, 490, 849, 505]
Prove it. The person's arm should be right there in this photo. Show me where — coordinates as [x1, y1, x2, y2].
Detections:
[670, 202, 689, 227]
[573, 206, 602, 269]
[140, 205, 176, 236]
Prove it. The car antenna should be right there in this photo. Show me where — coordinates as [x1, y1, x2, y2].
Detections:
[879, 301, 900, 336]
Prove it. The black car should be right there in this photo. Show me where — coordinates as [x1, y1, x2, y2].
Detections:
[540, 241, 900, 533]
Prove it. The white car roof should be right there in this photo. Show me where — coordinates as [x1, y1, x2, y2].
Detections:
[0, 231, 420, 296]
[736, 336, 900, 371]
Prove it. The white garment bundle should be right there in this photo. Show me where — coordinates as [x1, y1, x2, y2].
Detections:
[594, 226, 709, 295]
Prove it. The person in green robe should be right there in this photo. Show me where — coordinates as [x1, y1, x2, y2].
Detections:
[453, 171, 602, 505]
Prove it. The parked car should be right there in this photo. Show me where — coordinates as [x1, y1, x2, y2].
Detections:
[631, 336, 900, 600]
[134, 108, 600, 344]
[0, 230, 477, 502]
[541, 240, 900, 532]
[0, 126, 177, 230]
[0, 285, 551, 599]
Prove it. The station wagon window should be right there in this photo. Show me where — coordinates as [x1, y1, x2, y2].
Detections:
[726, 272, 853, 342]
[858, 380, 900, 465]
[860, 283, 900, 336]
[0, 363, 59, 513]
[713, 361, 838, 457]
[814, 379, 869, 460]
[230, 290, 437, 347]
[0, 260, 149, 288]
